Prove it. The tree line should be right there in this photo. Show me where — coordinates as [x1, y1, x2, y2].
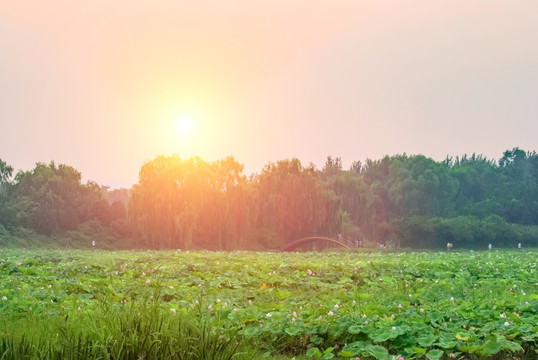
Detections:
[0, 148, 537, 249]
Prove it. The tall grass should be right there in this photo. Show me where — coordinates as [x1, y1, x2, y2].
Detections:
[0, 294, 251, 360]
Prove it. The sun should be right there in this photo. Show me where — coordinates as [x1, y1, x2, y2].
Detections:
[175, 116, 194, 134]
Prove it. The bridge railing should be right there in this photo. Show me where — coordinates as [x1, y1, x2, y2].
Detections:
[281, 236, 351, 251]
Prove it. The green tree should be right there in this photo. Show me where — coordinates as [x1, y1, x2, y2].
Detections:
[496, 148, 538, 224]
[362, 154, 458, 245]
[0, 158, 13, 184]
[394, 216, 435, 248]
[0, 158, 15, 228]
[447, 153, 498, 217]
[9, 162, 110, 235]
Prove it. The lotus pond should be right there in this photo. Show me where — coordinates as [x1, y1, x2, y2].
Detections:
[0, 249, 536, 359]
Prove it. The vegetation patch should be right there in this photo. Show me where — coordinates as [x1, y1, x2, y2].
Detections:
[1, 249, 536, 359]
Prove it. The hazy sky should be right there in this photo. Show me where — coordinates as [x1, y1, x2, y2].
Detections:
[2, 1, 537, 188]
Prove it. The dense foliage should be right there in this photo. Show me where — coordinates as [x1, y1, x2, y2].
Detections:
[1, 249, 536, 359]
[0, 147, 537, 249]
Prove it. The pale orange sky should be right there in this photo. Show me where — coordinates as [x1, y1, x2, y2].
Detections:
[1, 1, 537, 188]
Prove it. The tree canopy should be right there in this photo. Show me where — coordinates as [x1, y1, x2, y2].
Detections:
[1, 147, 537, 249]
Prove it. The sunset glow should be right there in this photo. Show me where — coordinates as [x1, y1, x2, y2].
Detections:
[1, 1, 537, 188]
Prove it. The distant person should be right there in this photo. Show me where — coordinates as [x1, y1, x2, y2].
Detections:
[447, 242, 453, 251]
[92, 240, 95, 247]
[518, 242, 521, 249]
[488, 243, 492, 250]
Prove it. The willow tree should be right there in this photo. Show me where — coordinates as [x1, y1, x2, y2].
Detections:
[194, 157, 252, 250]
[323, 169, 379, 242]
[130, 156, 207, 248]
[129, 155, 251, 249]
[253, 158, 338, 249]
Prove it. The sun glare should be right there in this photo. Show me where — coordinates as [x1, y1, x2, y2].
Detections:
[175, 116, 194, 134]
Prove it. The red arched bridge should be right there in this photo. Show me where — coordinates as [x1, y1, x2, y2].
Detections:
[281, 236, 350, 251]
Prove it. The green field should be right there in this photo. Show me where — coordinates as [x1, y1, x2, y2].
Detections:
[1, 249, 536, 359]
